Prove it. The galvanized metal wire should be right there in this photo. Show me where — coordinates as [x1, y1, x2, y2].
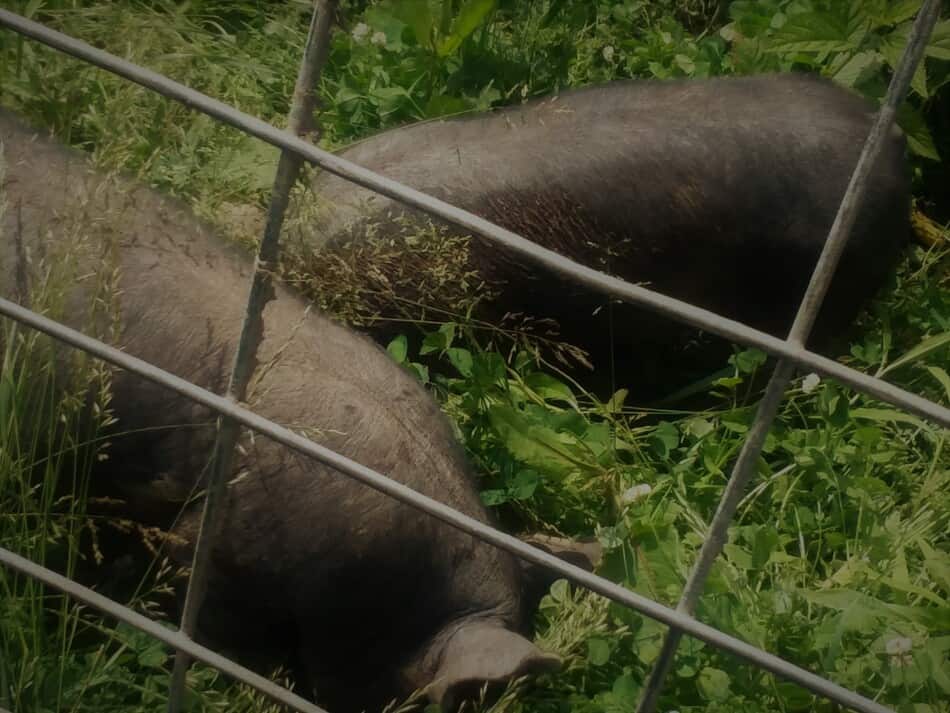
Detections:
[0, 547, 330, 713]
[0, 4, 945, 713]
[0, 298, 896, 713]
[0, 8, 946, 430]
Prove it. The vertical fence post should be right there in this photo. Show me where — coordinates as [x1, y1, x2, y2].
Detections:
[166, 2, 338, 711]
[634, 2, 943, 711]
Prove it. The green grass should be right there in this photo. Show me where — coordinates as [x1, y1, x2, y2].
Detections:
[0, 1, 948, 712]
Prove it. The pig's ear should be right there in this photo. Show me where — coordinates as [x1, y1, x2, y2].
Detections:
[426, 624, 560, 711]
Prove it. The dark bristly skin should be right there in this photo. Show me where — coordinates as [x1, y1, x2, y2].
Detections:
[305, 73, 910, 398]
[0, 109, 559, 712]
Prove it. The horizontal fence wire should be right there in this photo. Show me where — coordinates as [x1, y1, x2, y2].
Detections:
[0, 547, 330, 713]
[0, 9, 946, 430]
[0, 297, 895, 713]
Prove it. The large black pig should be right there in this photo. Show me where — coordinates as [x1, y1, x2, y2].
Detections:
[297, 73, 910, 398]
[0, 109, 559, 711]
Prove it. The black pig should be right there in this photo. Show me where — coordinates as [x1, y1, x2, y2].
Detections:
[0, 109, 559, 712]
[299, 73, 910, 398]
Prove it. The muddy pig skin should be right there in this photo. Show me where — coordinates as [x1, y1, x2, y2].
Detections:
[0, 109, 559, 712]
[305, 73, 910, 397]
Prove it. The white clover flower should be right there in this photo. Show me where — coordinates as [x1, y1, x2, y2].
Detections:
[885, 636, 912, 656]
[621, 483, 652, 504]
[602, 45, 615, 62]
[351, 22, 370, 41]
[371, 31, 387, 47]
[885, 635, 914, 667]
[801, 372, 821, 393]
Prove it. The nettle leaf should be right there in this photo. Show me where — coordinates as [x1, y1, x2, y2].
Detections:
[918, 541, 950, 592]
[833, 50, 882, 88]
[488, 405, 596, 479]
[881, 31, 930, 98]
[766, 10, 856, 53]
[878, 0, 923, 25]
[926, 18, 950, 60]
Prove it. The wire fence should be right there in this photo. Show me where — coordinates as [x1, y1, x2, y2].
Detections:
[0, 3, 946, 713]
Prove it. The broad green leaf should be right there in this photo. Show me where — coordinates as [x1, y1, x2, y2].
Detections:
[524, 372, 575, 405]
[878, 574, 948, 608]
[881, 31, 930, 98]
[508, 469, 539, 500]
[833, 50, 881, 88]
[611, 673, 640, 698]
[850, 407, 930, 431]
[925, 18, 950, 60]
[752, 526, 780, 569]
[365, 4, 409, 48]
[391, 0, 433, 45]
[766, 11, 856, 54]
[472, 351, 506, 387]
[437, 0, 496, 57]
[424, 93, 473, 118]
[480, 488, 508, 506]
[586, 637, 611, 666]
[420, 323, 455, 354]
[650, 420, 680, 458]
[488, 405, 595, 478]
[924, 366, 950, 402]
[730, 348, 767, 374]
[697, 667, 731, 702]
[919, 541, 950, 592]
[724, 543, 753, 570]
[880, 0, 922, 25]
[446, 347, 473, 377]
[386, 334, 408, 363]
[880, 331, 950, 376]
[633, 529, 685, 599]
[369, 85, 414, 117]
[605, 388, 628, 413]
[803, 588, 950, 630]
[896, 103, 940, 159]
[137, 643, 167, 669]
[687, 417, 714, 439]
[409, 362, 429, 384]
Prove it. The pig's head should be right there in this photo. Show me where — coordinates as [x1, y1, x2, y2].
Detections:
[403, 618, 561, 710]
